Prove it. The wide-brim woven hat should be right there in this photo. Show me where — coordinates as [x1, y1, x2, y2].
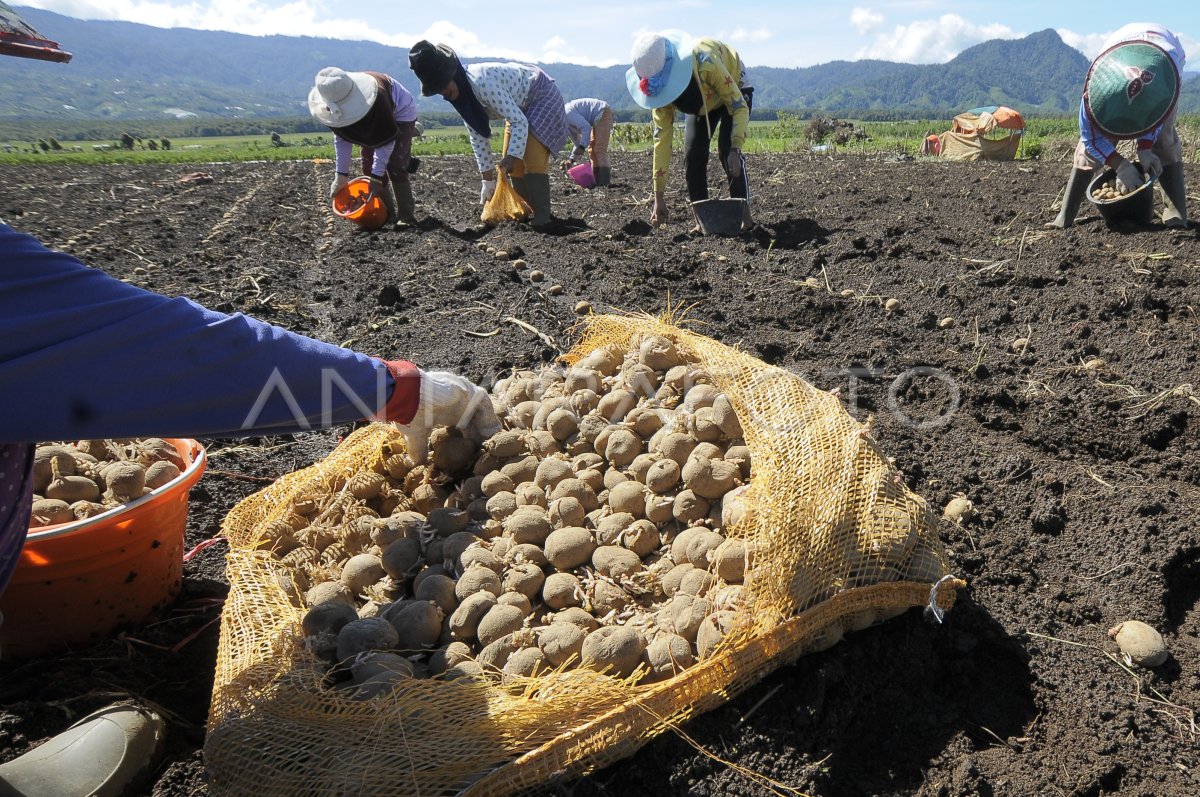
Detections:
[1084, 40, 1179, 139]
[625, 30, 694, 110]
[307, 67, 378, 127]
[409, 40, 461, 97]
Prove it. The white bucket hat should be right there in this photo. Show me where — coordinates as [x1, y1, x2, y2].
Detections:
[626, 31, 694, 110]
[307, 67, 378, 127]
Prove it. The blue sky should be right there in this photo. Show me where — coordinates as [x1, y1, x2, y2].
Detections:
[18, 1, 1200, 69]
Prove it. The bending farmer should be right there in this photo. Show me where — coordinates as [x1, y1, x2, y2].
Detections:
[563, 97, 614, 187]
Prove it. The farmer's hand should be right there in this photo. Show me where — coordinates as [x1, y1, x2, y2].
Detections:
[367, 176, 384, 199]
[651, 192, 668, 226]
[480, 178, 497, 204]
[571, 145, 588, 163]
[725, 148, 744, 178]
[497, 155, 517, 174]
[402, 370, 501, 462]
[1115, 159, 1144, 194]
[329, 172, 349, 198]
[1138, 150, 1163, 180]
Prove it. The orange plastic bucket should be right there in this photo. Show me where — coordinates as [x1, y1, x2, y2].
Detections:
[0, 439, 207, 658]
[332, 177, 388, 230]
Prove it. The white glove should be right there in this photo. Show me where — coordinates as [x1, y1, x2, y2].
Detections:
[1137, 150, 1163, 181]
[329, 173, 349, 198]
[571, 145, 587, 162]
[480, 179, 497, 205]
[400, 370, 501, 462]
[1115, 159, 1144, 194]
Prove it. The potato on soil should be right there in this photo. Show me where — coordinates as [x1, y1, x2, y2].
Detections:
[384, 600, 444, 650]
[581, 626, 646, 678]
[336, 617, 399, 662]
[643, 633, 695, 681]
[1109, 620, 1168, 668]
[544, 526, 597, 570]
[538, 623, 585, 667]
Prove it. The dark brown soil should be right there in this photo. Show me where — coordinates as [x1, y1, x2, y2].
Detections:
[1, 152, 1199, 797]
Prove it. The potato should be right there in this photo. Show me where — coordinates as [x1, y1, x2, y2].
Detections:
[70, 500, 107, 520]
[104, 461, 147, 502]
[724, 446, 751, 479]
[384, 600, 444, 650]
[426, 507, 470, 537]
[428, 641, 473, 676]
[644, 459, 681, 494]
[526, 430, 561, 457]
[503, 646, 547, 678]
[542, 572, 584, 609]
[596, 389, 637, 422]
[538, 622, 585, 667]
[534, 458, 573, 490]
[1109, 620, 1168, 668]
[661, 594, 713, 642]
[503, 506, 552, 545]
[33, 445, 77, 492]
[654, 433, 697, 467]
[661, 563, 695, 597]
[514, 481, 548, 508]
[501, 455, 540, 485]
[696, 610, 740, 660]
[603, 428, 642, 468]
[550, 608, 599, 633]
[454, 563, 502, 601]
[645, 492, 676, 524]
[710, 539, 749, 582]
[302, 602, 358, 637]
[306, 580, 356, 608]
[342, 553, 386, 593]
[336, 617, 399, 662]
[381, 537, 422, 580]
[638, 335, 682, 371]
[625, 453, 657, 483]
[621, 363, 660, 398]
[602, 468, 629, 491]
[549, 478, 599, 511]
[581, 626, 645, 678]
[502, 562, 546, 599]
[546, 408, 580, 441]
[576, 414, 610, 444]
[621, 519, 661, 558]
[413, 574, 459, 614]
[681, 456, 740, 500]
[548, 496, 586, 528]
[592, 546, 642, 579]
[486, 491, 518, 521]
[575, 468, 606, 494]
[444, 660, 487, 681]
[372, 512, 424, 547]
[588, 579, 630, 617]
[477, 603, 526, 647]
[476, 632, 522, 673]
[506, 543, 548, 567]
[496, 591, 533, 615]
[544, 526, 597, 570]
[711, 394, 743, 439]
[350, 650, 414, 683]
[570, 388, 601, 416]
[575, 345, 625, 376]
[643, 633, 695, 681]
[599, 480, 643, 518]
[595, 512, 635, 546]
[449, 591, 497, 641]
[564, 367, 603, 394]
[672, 490, 710, 524]
[683, 384, 721, 413]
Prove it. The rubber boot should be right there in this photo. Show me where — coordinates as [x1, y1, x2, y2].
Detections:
[524, 173, 553, 228]
[392, 180, 418, 227]
[1045, 167, 1093, 229]
[379, 182, 398, 227]
[1159, 162, 1188, 228]
[594, 166, 611, 187]
[510, 175, 529, 206]
[0, 705, 163, 797]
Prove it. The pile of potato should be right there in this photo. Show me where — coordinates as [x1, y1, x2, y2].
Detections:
[276, 335, 758, 698]
[1092, 178, 1132, 202]
[29, 439, 186, 528]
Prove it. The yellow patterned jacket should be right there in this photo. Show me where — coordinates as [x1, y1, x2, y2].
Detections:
[650, 38, 749, 192]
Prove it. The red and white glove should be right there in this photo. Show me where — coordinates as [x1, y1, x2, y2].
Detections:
[1137, 149, 1163, 181]
[1115, 159, 1143, 194]
[330, 172, 349, 198]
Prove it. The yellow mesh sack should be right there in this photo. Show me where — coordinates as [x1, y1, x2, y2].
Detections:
[480, 169, 531, 225]
[205, 313, 963, 796]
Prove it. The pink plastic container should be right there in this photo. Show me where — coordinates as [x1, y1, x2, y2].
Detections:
[567, 162, 596, 188]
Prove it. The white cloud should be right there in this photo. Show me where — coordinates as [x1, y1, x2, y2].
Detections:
[724, 26, 773, 44]
[853, 13, 1020, 63]
[1055, 28, 1107, 60]
[543, 35, 567, 51]
[850, 8, 883, 36]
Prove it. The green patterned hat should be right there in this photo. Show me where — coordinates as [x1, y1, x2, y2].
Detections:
[1084, 41, 1179, 139]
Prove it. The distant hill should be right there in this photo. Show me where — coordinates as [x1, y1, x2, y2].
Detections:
[4, 7, 1199, 123]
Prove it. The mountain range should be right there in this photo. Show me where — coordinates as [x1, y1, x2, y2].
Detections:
[4, 7, 1199, 123]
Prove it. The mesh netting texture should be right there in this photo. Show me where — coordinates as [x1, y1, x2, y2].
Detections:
[205, 313, 962, 796]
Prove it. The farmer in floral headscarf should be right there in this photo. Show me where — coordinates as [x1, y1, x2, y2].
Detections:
[626, 32, 753, 231]
[1047, 23, 1187, 229]
[409, 40, 568, 229]
[308, 67, 422, 228]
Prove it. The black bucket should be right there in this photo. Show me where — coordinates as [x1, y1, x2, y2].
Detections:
[691, 198, 749, 236]
[1086, 166, 1156, 226]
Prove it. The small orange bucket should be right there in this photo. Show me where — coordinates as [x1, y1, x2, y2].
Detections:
[0, 439, 207, 658]
[332, 177, 388, 231]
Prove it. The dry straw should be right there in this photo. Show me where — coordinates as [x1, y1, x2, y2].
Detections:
[206, 313, 963, 796]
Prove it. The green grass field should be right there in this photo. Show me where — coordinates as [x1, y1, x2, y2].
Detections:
[2, 115, 1196, 166]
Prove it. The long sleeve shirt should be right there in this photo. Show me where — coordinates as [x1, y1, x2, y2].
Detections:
[564, 98, 609, 148]
[462, 62, 537, 173]
[333, 76, 418, 177]
[0, 223, 421, 594]
[1080, 23, 1186, 165]
[650, 39, 749, 192]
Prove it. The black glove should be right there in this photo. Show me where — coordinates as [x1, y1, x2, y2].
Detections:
[406, 157, 420, 174]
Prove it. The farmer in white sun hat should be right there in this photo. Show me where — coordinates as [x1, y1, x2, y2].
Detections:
[1047, 22, 1187, 229]
[562, 97, 615, 187]
[308, 66, 423, 228]
[626, 31, 753, 231]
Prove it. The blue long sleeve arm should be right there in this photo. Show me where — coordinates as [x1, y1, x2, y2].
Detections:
[0, 223, 407, 443]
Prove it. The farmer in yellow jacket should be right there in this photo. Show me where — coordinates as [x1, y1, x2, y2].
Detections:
[626, 32, 753, 231]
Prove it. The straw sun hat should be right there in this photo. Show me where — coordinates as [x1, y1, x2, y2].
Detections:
[307, 67, 378, 126]
[625, 31, 694, 110]
[1084, 41, 1179, 139]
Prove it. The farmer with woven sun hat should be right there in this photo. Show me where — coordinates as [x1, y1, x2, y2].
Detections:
[408, 40, 568, 229]
[308, 66, 422, 228]
[1047, 23, 1187, 229]
[626, 31, 753, 231]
